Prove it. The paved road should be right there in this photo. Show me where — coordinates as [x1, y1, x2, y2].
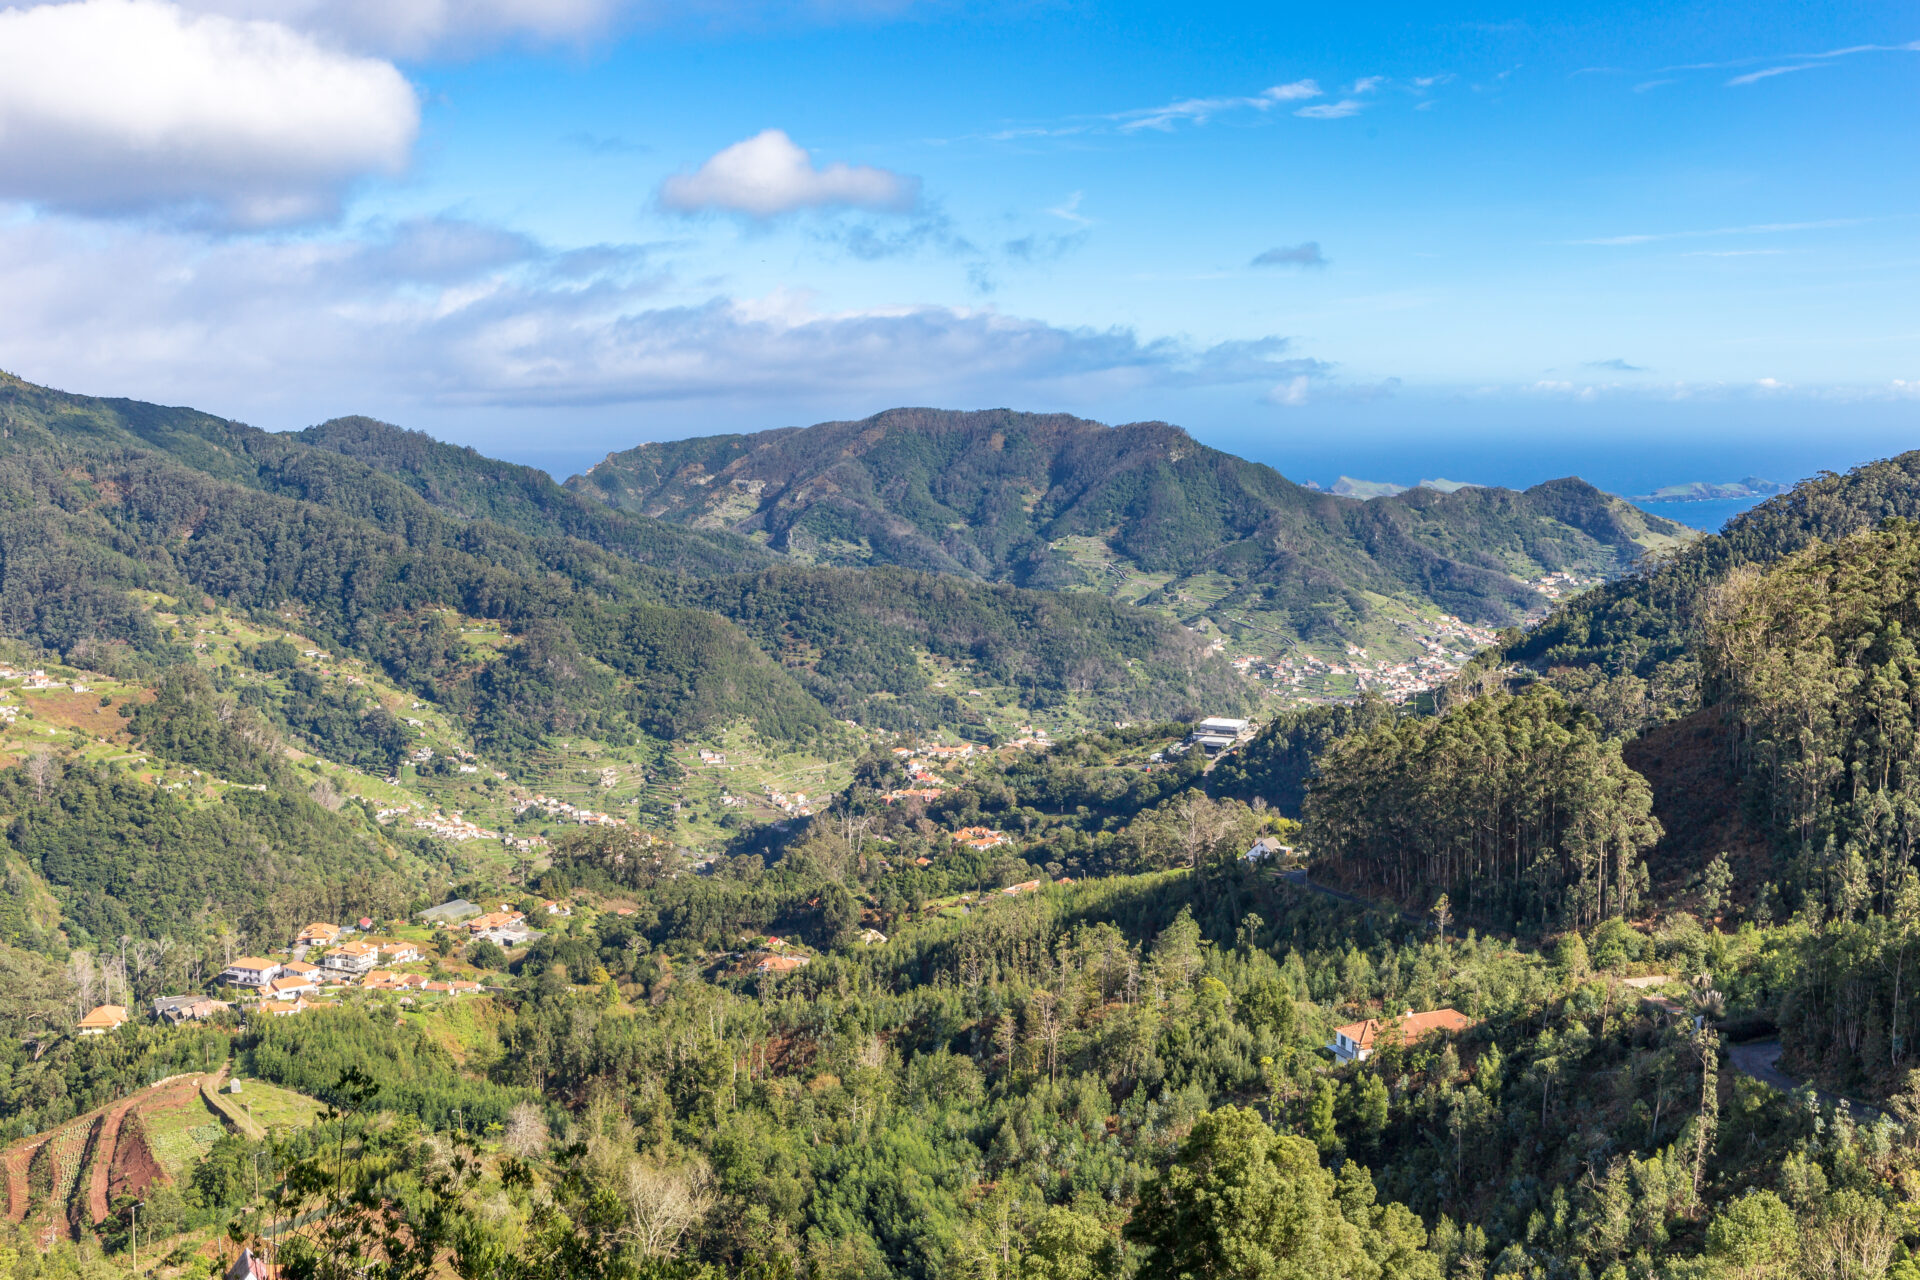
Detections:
[1727, 1040, 1879, 1120]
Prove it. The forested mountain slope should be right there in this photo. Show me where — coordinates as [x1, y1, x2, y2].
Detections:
[566, 407, 1693, 656]
[0, 375, 1243, 745]
[1511, 449, 1920, 678]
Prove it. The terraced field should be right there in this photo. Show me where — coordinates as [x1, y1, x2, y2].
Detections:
[0, 1068, 309, 1243]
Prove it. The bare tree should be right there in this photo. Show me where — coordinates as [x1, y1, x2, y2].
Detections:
[25, 751, 56, 801]
[620, 1159, 712, 1258]
[310, 777, 344, 812]
[503, 1102, 549, 1161]
[67, 951, 98, 1017]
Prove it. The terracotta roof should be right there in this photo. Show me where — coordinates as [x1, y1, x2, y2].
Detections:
[755, 954, 811, 973]
[228, 957, 278, 972]
[78, 1004, 127, 1030]
[467, 911, 524, 931]
[1333, 1008, 1473, 1054]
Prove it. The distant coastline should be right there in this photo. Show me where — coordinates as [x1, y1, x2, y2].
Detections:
[1633, 495, 1771, 532]
[1629, 476, 1788, 503]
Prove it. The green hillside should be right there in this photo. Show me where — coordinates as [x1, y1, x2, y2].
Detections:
[3, 382, 1920, 1280]
[1511, 449, 1920, 681]
[566, 406, 1693, 690]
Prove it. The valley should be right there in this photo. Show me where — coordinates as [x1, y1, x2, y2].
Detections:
[2, 373, 1920, 1279]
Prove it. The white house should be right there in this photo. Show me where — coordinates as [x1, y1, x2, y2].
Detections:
[221, 957, 283, 988]
[1242, 837, 1295, 864]
[323, 942, 380, 975]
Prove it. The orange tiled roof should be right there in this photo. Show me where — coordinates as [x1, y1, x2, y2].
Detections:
[78, 1004, 127, 1030]
[467, 911, 524, 931]
[1333, 1008, 1473, 1053]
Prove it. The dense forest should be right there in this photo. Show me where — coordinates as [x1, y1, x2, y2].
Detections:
[1303, 688, 1662, 932]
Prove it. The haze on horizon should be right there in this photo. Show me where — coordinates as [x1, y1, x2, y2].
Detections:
[0, 0, 1912, 497]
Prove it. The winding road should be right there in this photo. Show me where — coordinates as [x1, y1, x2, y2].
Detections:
[1727, 1040, 1879, 1120]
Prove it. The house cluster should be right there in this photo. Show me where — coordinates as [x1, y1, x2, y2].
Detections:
[1250, 614, 1501, 706]
[1327, 1007, 1473, 1062]
[5, 667, 87, 692]
[763, 786, 813, 817]
[1524, 570, 1599, 602]
[412, 810, 499, 841]
[697, 749, 726, 764]
[514, 793, 626, 827]
[881, 743, 983, 804]
[951, 826, 1012, 851]
[464, 906, 542, 947]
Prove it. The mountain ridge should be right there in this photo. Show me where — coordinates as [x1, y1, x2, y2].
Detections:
[564, 405, 1695, 666]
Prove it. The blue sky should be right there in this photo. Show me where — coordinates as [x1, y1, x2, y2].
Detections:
[0, 0, 1913, 496]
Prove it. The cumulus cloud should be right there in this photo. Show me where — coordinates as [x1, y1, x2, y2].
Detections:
[176, 0, 626, 57]
[0, 212, 1313, 415]
[0, 0, 418, 226]
[1251, 241, 1327, 268]
[660, 129, 918, 218]
[172, 0, 933, 58]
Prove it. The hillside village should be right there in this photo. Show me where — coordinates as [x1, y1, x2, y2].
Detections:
[1235, 613, 1502, 704]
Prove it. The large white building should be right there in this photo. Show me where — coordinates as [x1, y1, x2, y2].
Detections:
[1189, 716, 1253, 753]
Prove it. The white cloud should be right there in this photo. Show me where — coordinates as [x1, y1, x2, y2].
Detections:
[0, 0, 417, 226]
[1727, 63, 1822, 86]
[1568, 218, 1865, 246]
[659, 129, 918, 218]
[1114, 80, 1321, 132]
[1046, 192, 1090, 226]
[1266, 375, 1311, 406]
[1295, 99, 1365, 120]
[195, 0, 624, 57]
[0, 213, 1315, 416]
[172, 0, 932, 58]
[1350, 76, 1386, 94]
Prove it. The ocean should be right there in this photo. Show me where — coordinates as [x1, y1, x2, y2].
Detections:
[1632, 495, 1772, 533]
